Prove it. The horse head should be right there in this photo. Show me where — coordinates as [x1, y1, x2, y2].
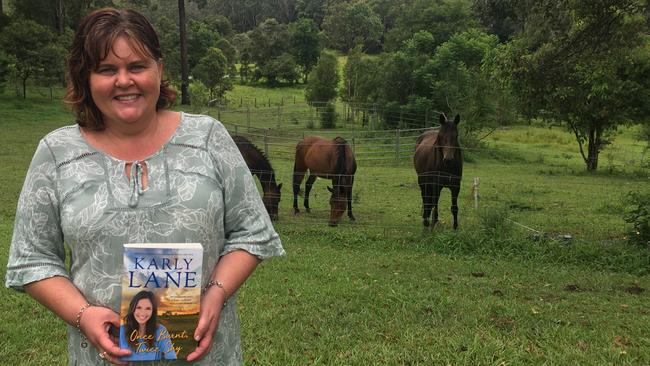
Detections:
[438, 113, 461, 163]
[327, 185, 347, 227]
[262, 183, 282, 221]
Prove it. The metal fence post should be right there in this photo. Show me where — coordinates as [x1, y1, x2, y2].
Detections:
[247, 106, 251, 132]
[395, 129, 401, 166]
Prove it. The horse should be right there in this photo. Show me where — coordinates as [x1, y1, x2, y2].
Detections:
[293, 136, 357, 227]
[413, 113, 463, 229]
[232, 135, 282, 221]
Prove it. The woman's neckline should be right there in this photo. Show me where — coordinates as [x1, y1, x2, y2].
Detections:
[78, 111, 184, 163]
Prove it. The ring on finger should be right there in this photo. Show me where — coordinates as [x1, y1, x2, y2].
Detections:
[98, 351, 108, 359]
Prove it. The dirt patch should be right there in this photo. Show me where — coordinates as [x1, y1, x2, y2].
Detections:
[626, 283, 645, 295]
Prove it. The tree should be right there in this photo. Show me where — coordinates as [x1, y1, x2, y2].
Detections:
[36, 34, 69, 97]
[305, 50, 339, 103]
[425, 29, 504, 133]
[499, 0, 650, 171]
[231, 32, 253, 82]
[342, 45, 382, 104]
[208, 0, 297, 32]
[0, 50, 10, 93]
[179, 0, 190, 104]
[384, 0, 478, 51]
[192, 47, 232, 101]
[187, 19, 221, 70]
[156, 15, 182, 82]
[471, 0, 526, 42]
[296, 0, 326, 26]
[261, 52, 300, 85]
[322, 1, 383, 53]
[379, 51, 414, 105]
[0, 19, 58, 98]
[249, 18, 293, 83]
[291, 18, 321, 82]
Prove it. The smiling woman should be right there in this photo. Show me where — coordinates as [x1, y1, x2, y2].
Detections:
[89, 37, 163, 129]
[5, 7, 284, 366]
[118, 290, 177, 361]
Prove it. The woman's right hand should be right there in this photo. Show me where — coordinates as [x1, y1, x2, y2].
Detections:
[79, 306, 131, 365]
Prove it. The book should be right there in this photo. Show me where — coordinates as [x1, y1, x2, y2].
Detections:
[119, 243, 204, 361]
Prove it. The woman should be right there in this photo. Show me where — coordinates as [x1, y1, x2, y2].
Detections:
[119, 290, 177, 361]
[5, 8, 284, 366]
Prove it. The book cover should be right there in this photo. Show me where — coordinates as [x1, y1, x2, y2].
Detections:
[119, 243, 203, 361]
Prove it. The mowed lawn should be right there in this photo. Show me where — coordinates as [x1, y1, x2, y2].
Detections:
[1, 89, 649, 365]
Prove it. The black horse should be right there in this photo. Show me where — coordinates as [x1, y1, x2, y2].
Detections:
[232, 135, 282, 221]
[413, 114, 463, 229]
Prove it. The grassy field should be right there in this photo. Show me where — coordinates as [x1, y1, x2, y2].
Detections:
[1, 86, 649, 365]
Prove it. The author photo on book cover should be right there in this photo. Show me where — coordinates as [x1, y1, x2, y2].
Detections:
[119, 290, 177, 361]
[5, 7, 284, 366]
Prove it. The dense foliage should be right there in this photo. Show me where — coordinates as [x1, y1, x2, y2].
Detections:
[1, 0, 648, 170]
[624, 191, 650, 247]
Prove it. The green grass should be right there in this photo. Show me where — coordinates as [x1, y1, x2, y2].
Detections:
[1, 88, 649, 365]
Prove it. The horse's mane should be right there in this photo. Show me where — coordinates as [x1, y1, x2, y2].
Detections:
[232, 135, 275, 175]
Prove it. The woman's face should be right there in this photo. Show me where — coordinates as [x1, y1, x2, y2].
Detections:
[89, 36, 162, 128]
[133, 298, 153, 325]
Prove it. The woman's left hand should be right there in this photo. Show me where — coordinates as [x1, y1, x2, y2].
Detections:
[185, 287, 226, 362]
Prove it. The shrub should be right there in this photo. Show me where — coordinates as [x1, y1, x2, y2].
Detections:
[188, 81, 210, 108]
[623, 191, 650, 247]
[319, 103, 337, 129]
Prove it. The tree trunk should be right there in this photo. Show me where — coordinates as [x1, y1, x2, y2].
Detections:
[56, 0, 65, 34]
[586, 124, 601, 171]
[22, 77, 27, 99]
[178, 0, 190, 105]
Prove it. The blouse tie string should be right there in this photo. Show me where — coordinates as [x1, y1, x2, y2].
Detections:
[128, 161, 147, 208]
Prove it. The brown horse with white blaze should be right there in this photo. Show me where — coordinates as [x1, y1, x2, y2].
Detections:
[414, 114, 463, 229]
[293, 136, 357, 226]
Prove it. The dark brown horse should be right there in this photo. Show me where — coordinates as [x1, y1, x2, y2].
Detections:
[232, 135, 282, 221]
[293, 136, 357, 226]
[413, 114, 463, 229]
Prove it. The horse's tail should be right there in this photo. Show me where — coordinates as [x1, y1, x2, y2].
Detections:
[333, 137, 348, 175]
[333, 137, 349, 189]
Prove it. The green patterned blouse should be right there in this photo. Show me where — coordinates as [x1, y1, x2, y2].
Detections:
[6, 113, 285, 365]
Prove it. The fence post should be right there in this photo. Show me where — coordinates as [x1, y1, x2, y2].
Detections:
[264, 129, 269, 157]
[352, 129, 356, 154]
[217, 106, 221, 121]
[247, 106, 251, 132]
[277, 105, 281, 128]
[425, 109, 429, 127]
[254, 97, 257, 108]
[473, 177, 480, 209]
[395, 129, 401, 166]
[374, 103, 379, 130]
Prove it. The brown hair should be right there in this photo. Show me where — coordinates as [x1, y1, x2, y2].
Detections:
[124, 290, 158, 349]
[65, 8, 177, 130]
